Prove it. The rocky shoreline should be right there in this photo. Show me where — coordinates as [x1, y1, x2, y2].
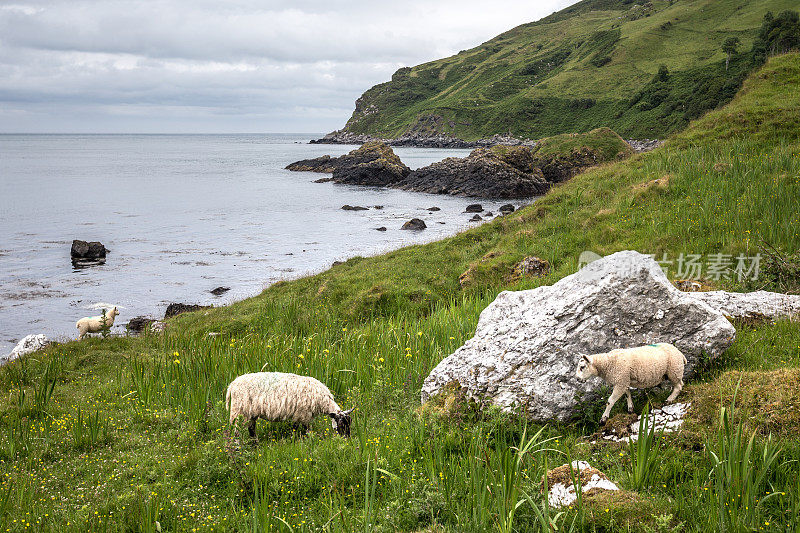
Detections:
[310, 130, 539, 149]
[310, 130, 661, 152]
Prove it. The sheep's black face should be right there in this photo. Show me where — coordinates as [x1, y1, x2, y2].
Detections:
[330, 409, 353, 437]
[575, 354, 595, 380]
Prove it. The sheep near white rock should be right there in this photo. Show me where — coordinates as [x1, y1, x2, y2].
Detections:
[576, 343, 686, 424]
[225, 372, 352, 440]
[76, 307, 119, 339]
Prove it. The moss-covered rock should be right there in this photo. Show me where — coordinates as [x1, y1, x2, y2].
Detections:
[531, 127, 634, 183]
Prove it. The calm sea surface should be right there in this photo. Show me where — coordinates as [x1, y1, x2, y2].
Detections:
[0, 134, 525, 352]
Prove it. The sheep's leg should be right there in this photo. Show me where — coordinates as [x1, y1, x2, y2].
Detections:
[666, 380, 684, 403]
[625, 389, 634, 413]
[247, 418, 258, 442]
[600, 385, 626, 424]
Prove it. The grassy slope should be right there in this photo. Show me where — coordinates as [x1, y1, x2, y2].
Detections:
[342, 0, 797, 140]
[1, 55, 799, 532]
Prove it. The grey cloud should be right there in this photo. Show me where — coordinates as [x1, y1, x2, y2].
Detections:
[0, 0, 578, 132]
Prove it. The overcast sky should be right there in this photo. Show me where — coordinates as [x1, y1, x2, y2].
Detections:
[0, 1, 578, 133]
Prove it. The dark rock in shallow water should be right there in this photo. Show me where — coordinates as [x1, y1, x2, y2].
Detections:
[485, 212, 493, 217]
[470, 214, 483, 222]
[127, 316, 156, 333]
[465, 204, 483, 213]
[164, 303, 211, 319]
[341, 205, 369, 211]
[285, 154, 339, 173]
[373, 205, 384, 210]
[210, 287, 230, 296]
[71, 240, 107, 261]
[401, 218, 427, 231]
[287, 141, 410, 187]
[376, 227, 387, 232]
[427, 206, 441, 211]
[396, 146, 550, 198]
[331, 142, 410, 186]
[499, 204, 515, 214]
[314, 177, 334, 183]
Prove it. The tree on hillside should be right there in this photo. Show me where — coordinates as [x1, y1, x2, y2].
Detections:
[753, 10, 800, 61]
[722, 36, 740, 71]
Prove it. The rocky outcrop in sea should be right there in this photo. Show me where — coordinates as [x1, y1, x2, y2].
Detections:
[396, 145, 550, 198]
[286, 141, 410, 186]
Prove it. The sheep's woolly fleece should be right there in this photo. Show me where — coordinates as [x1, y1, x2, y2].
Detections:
[543, 461, 619, 507]
[226, 372, 341, 426]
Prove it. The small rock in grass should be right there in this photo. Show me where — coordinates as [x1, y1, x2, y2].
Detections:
[543, 461, 619, 507]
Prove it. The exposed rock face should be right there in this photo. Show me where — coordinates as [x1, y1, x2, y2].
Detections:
[626, 139, 664, 153]
[465, 204, 483, 213]
[470, 214, 483, 222]
[2, 334, 50, 365]
[532, 147, 605, 183]
[286, 141, 410, 187]
[71, 240, 107, 265]
[687, 290, 800, 320]
[127, 316, 156, 333]
[397, 145, 549, 198]
[341, 205, 369, 211]
[421, 251, 736, 422]
[164, 303, 211, 319]
[499, 204, 515, 214]
[331, 141, 411, 186]
[509, 256, 550, 282]
[401, 218, 427, 231]
[543, 461, 619, 507]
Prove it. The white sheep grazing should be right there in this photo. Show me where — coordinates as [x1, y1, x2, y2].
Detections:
[76, 307, 119, 339]
[225, 372, 353, 440]
[575, 343, 687, 424]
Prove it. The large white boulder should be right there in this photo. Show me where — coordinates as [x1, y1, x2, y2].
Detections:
[2, 334, 51, 365]
[421, 251, 736, 421]
[687, 290, 800, 320]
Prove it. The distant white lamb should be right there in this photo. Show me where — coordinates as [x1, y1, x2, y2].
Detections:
[225, 372, 353, 440]
[576, 343, 687, 424]
[76, 307, 119, 339]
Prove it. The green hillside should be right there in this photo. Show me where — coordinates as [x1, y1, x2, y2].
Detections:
[0, 54, 799, 531]
[339, 0, 798, 140]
